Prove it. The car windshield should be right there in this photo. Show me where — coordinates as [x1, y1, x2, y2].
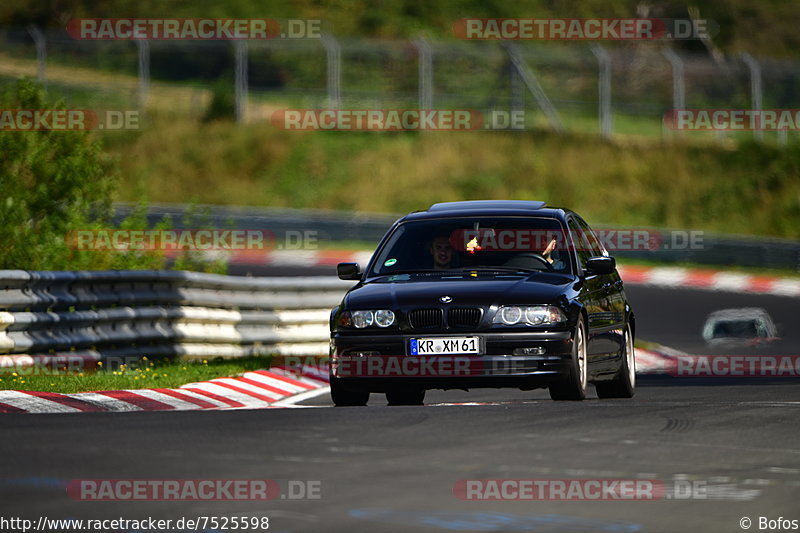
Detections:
[711, 320, 764, 339]
[370, 216, 574, 276]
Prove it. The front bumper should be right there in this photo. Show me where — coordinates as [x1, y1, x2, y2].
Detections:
[330, 330, 574, 391]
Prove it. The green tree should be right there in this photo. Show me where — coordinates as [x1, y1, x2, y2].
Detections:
[0, 79, 167, 270]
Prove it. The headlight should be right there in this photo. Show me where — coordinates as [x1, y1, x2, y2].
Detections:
[525, 306, 552, 325]
[343, 309, 395, 328]
[494, 305, 566, 326]
[374, 309, 396, 327]
[499, 306, 522, 325]
[352, 310, 374, 328]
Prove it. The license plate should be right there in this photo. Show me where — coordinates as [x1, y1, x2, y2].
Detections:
[410, 337, 480, 355]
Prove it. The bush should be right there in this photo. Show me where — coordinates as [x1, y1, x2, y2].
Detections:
[0, 78, 226, 272]
[203, 77, 237, 122]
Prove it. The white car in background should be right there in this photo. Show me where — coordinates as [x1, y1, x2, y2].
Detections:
[702, 308, 779, 348]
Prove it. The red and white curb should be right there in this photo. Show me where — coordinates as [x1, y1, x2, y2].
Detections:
[0, 366, 330, 414]
[0, 350, 679, 413]
[634, 348, 679, 374]
[617, 266, 799, 297]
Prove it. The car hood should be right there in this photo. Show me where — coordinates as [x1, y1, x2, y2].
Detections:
[343, 272, 577, 309]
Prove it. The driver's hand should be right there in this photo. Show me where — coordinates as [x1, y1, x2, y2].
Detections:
[543, 238, 557, 263]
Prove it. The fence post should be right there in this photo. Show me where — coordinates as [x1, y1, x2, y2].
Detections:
[509, 60, 523, 117]
[777, 127, 788, 146]
[661, 48, 685, 138]
[590, 44, 612, 139]
[413, 37, 433, 109]
[740, 52, 764, 142]
[234, 40, 249, 123]
[661, 48, 685, 110]
[321, 34, 341, 109]
[136, 39, 150, 110]
[503, 42, 564, 133]
[27, 26, 46, 87]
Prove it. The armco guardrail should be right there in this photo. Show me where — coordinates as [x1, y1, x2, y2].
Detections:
[114, 204, 800, 272]
[0, 270, 353, 365]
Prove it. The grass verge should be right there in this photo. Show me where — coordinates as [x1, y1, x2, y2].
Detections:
[0, 356, 275, 394]
[104, 116, 800, 240]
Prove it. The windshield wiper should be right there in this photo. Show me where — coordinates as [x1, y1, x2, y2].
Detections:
[457, 266, 541, 273]
[374, 269, 448, 275]
[374, 267, 543, 276]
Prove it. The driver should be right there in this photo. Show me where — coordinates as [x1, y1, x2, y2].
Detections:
[429, 235, 454, 270]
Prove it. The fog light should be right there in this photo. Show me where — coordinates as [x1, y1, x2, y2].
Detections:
[513, 347, 545, 355]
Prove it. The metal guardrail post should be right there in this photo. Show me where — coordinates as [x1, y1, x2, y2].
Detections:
[503, 42, 564, 133]
[740, 53, 764, 143]
[136, 39, 150, 110]
[590, 44, 613, 139]
[413, 37, 433, 110]
[234, 40, 249, 123]
[26, 25, 46, 87]
[321, 34, 341, 109]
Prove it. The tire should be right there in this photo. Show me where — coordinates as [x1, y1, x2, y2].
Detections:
[385, 388, 426, 406]
[595, 323, 636, 399]
[549, 317, 588, 401]
[330, 377, 369, 406]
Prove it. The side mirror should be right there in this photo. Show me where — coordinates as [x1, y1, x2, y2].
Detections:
[337, 262, 362, 280]
[585, 256, 616, 276]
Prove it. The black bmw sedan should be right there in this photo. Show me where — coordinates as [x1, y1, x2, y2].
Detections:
[330, 200, 635, 406]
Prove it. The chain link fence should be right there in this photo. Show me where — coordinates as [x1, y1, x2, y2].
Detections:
[2, 28, 800, 143]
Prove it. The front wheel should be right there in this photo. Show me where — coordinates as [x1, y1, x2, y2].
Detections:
[330, 377, 369, 406]
[549, 317, 588, 401]
[595, 323, 635, 399]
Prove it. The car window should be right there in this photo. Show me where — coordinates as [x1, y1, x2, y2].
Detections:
[574, 216, 606, 258]
[370, 216, 574, 276]
[567, 218, 591, 270]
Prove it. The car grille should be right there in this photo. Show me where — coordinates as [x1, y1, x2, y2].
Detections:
[408, 308, 443, 330]
[448, 307, 482, 328]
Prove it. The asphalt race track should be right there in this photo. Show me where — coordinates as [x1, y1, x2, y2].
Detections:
[1, 269, 798, 533]
[1, 381, 799, 533]
[627, 285, 800, 356]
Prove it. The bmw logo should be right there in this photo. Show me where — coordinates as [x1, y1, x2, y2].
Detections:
[440, 295, 452, 303]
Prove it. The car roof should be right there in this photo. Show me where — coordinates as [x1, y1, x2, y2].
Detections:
[401, 200, 568, 221]
[704, 308, 773, 322]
